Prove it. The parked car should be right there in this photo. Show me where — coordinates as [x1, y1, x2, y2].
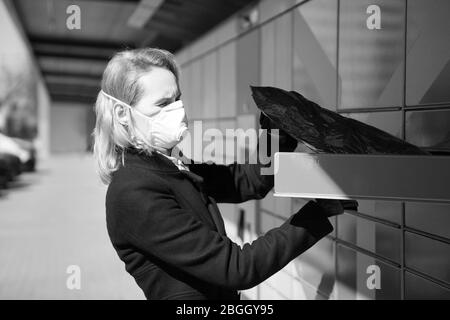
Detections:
[10, 137, 36, 172]
[0, 132, 33, 173]
[0, 156, 10, 188]
[0, 152, 21, 182]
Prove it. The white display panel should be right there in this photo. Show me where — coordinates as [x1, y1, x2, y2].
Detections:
[274, 152, 450, 203]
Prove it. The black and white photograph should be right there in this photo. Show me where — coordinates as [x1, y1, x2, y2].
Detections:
[0, 0, 449, 304]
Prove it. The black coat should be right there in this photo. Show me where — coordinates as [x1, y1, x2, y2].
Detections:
[105, 147, 333, 300]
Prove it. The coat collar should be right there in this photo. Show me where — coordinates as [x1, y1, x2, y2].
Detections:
[123, 147, 181, 173]
[123, 147, 205, 186]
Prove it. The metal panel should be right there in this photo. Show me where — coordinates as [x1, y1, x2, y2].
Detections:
[237, 200, 257, 244]
[215, 17, 238, 46]
[198, 32, 217, 58]
[292, 237, 336, 299]
[274, 12, 293, 90]
[259, 282, 288, 300]
[260, 211, 282, 235]
[275, 195, 292, 220]
[258, 0, 296, 24]
[341, 111, 402, 138]
[190, 59, 203, 119]
[260, 19, 276, 86]
[338, 0, 405, 109]
[179, 64, 192, 116]
[405, 202, 450, 239]
[337, 213, 401, 263]
[292, 277, 330, 300]
[202, 52, 218, 119]
[261, 12, 293, 90]
[293, 0, 338, 110]
[265, 269, 293, 299]
[405, 232, 450, 285]
[236, 28, 260, 115]
[336, 245, 401, 299]
[405, 272, 450, 300]
[356, 200, 402, 225]
[406, 0, 450, 106]
[217, 203, 237, 241]
[261, 190, 292, 220]
[218, 41, 237, 118]
[175, 47, 189, 66]
[405, 109, 450, 153]
[274, 153, 450, 203]
[261, 190, 276, 214]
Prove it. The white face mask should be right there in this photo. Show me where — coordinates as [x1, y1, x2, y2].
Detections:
[101, 90, 188, 150]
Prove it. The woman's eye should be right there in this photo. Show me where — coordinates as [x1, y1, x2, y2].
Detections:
[157, 100, 170, 107]
[159, 100, 176, 107]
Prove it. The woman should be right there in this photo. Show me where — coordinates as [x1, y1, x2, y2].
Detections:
[93, 47, 343, 300]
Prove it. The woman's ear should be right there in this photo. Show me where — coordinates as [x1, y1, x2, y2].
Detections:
[113, 103, 129, 127]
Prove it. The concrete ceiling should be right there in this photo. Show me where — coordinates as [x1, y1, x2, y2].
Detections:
[12, 0, 255, 103]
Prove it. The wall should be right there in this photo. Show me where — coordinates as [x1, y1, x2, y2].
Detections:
[50, 102, 91, 154]
[175, 0, 450, 299]
[0, 0, 51, 159]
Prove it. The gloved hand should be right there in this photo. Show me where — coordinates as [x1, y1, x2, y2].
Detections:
[259, 112, 297, 152]
[314, 199, 359, 217]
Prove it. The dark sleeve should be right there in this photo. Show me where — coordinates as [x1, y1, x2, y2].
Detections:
[188, 161, 273, 203]
[117, 174, 333, 291]
[187, 134, 296, 203]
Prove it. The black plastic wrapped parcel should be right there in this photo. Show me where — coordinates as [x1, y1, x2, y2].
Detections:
[250, 86, 428, 155]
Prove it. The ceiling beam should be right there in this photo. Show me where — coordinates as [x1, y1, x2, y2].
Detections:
[127, 0, 165, 29]
[29, 36, 135, 51]
[72, 0, 140, 2]
[46, 83, 100, 100]
[146, 19, 198, 40]
[34, 48, 112, 61]
[50, 93, 97, 104]
[44, 75, 101, 88]
[42, 71, 102, 81]
[37, 56, 108, 77]
[32, 42, 119, 61]
[46, 81, 100, 90]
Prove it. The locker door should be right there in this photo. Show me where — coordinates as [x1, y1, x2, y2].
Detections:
[336, 245, 401, 300]
[260, 12, 293, 90]
[406, 0, 450, 106]
[338, 0, 405, 109]
[218, 42, 237, 118]
[236, 28, 260, 115]
[293, 0, 338, 110]
[202, 52, 218, 119]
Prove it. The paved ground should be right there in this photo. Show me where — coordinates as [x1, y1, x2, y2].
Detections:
[0, 153, 145, 299]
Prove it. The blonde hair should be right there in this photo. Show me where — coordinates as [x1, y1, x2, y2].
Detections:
[92, 47, 180, 185]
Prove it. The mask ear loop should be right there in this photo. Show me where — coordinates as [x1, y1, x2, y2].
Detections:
[101, 90, 143, 154]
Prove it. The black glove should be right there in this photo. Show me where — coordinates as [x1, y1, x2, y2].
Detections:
[314, 199, 359, 217]
[259, 112, 297, 152]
